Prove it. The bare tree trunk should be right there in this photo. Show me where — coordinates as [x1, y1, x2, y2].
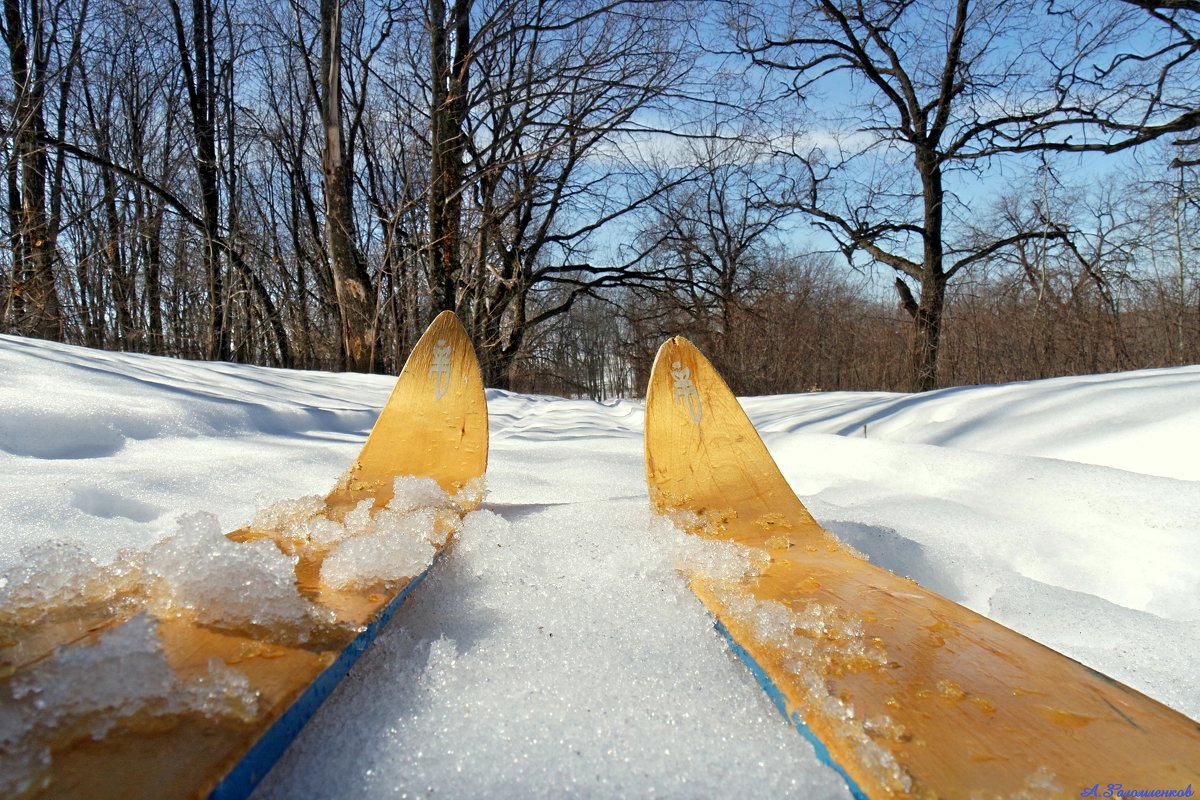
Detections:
[910, 273, 946, 392]
[101, 157, 135, 348]
[3, 0, 63, 339]
[320, 0, 377, 371]
[913, 148, 947, 392]
[145, 204, 165, 352]
[140, 95, 174, 356]
[1173, 168, 1187, 363]
[167, 0, 229, 360]
[5, 121, 24, 328]
[428, 0, 470, 313]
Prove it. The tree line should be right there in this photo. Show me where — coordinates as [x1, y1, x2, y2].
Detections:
[2, 0, 1198, 394]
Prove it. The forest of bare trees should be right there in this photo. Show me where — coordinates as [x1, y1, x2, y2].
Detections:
[2, 0, 1198, 397]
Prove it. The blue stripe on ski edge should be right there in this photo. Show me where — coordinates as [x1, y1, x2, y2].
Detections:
[712, 618, 869, 800]
[209, 552, 443, 800]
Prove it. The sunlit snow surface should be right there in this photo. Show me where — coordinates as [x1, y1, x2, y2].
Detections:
[1, 334, 1197, 798]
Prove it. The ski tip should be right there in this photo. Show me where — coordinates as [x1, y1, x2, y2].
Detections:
[429, 308, 464, 331]
[645, 334, 736, 436]
[419, 310, 474, 359]
[650, 335, 698, 368]
[644, 333, 818, 542]
[333, 311, 488, 510]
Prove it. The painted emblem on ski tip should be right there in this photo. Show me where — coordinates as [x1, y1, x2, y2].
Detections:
[430, 339, 452, 400]
[671, 361, 702, 424]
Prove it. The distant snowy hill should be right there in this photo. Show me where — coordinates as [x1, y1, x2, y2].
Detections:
[1, 334, 1196, 798]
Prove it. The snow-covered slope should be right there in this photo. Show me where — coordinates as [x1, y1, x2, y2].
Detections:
[1, 334, 1197, 798]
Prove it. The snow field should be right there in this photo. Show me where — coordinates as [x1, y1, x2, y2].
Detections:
[1, 334, 1197, 798]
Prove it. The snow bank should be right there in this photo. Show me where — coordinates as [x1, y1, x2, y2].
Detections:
[747, 366, 1200, 481]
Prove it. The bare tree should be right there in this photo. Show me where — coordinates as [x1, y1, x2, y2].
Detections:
[164, 0, 234, 359]
[427, 0, 469, 313]
[1051, 1, 1200, 165]
[465, 0, 698, 385]
[1, 0, 87, 339]
[640, 132, 792, 369]
[731, 0, 1199, 390]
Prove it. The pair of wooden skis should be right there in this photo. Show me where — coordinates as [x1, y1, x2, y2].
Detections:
[8, 314, 1196, 799]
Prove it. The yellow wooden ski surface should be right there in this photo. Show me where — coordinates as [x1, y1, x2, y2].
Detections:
[644, 336, 1199, 799]
[324, 311, 489, 513]
[3, 311, 488, 800]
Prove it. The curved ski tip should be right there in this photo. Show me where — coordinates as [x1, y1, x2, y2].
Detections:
[649, 336, 706, 394]
[652, 335, 698, 367]
[429, 309, 468, 334]
[661, 334, 694, 350]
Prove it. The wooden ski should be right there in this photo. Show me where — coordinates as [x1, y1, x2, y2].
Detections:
[2, 311, 488, 800]
[644, 335, 1199, 799]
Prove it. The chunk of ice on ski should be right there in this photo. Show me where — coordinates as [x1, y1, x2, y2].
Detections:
[666, 521, 768, 581]
[146, 512, 334, 634]
[387, 475, 454, 514]
[1011, 766, 1064, 798]
[248, 494, 326, 536]
[185, 657, 259, 719]
[10, 613, 256, 732]
[341, 499, 378, 537]
[0, 730, 49, 798]
[320, 508, 440, 591]
[755, 598, 802, 643]
[248, 494, 353, 548]
[8, 612, 174, 734]
[300, 515, 348, 548]
[0, 614, 257, 795]
[0, 539, 144, 625]
[450, 476, 488, 509]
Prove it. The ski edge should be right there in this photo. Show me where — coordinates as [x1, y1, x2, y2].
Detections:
[713, 618, 869, 800]
[207, 552, 444, 800]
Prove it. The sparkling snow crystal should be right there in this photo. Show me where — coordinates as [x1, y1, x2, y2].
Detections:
[146, 512, 336, 638]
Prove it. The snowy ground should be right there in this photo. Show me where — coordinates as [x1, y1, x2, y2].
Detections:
[1, 333, 1197, 798]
